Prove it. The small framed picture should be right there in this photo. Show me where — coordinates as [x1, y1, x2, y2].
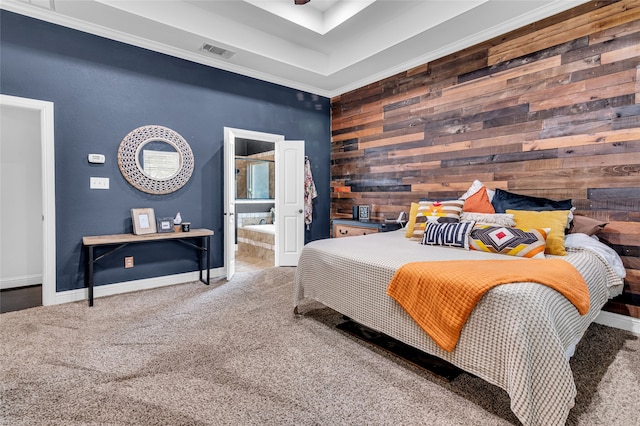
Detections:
[358, 205, 370, 222]
[157, 217, 175, 233]
[131, 208, 157, 235]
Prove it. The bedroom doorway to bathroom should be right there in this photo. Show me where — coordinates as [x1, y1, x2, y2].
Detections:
[223, 127, 305, 280]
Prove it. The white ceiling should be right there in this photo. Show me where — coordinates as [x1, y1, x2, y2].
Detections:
[3, 0, 590, 98]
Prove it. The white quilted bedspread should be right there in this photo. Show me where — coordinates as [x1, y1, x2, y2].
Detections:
[294, 230, 623, 426]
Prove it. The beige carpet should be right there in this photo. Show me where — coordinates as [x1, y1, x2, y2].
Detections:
[1, 267, 638, 425]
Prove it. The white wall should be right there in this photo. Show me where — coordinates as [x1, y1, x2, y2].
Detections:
[1, 105, 43, 289]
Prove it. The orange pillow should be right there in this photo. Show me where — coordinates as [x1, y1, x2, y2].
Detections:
[462, 186, 495, 214]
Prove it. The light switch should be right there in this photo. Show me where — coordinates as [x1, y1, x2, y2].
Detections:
[90, 177, 109, 189]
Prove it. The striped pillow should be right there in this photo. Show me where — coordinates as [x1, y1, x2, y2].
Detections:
[405, 200, 464, 239]
[421, 221, 474, 249]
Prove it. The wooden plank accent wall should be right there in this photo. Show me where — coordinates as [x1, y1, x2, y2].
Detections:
[330, 0, 640, 319]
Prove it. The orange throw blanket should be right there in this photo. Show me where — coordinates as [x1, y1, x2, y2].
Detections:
[386, 259, 589, 352]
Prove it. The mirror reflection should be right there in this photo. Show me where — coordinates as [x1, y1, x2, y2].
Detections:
[235, 138, 275, 200]
[137, 139, 181, 180]
[235, 155, 274, 199]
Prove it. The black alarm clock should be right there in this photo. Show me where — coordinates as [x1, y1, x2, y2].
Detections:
[358, 205, 370, 222]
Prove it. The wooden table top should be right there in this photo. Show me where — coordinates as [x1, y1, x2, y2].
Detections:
[82, 228, 214, 246]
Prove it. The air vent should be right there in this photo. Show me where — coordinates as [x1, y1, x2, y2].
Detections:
[18, 0, 55, 10]
[200, 43, 235, 59]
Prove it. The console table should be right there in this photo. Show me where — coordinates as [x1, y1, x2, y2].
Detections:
[82, 228, 214, 306]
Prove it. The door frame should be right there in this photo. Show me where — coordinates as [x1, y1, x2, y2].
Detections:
[0, 94, 56, 306]
[224, 127, 283, 279]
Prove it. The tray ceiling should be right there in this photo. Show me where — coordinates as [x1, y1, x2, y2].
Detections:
[3, 0, 589, 97]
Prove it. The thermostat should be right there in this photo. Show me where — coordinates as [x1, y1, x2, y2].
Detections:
[88, 154, 105, 164]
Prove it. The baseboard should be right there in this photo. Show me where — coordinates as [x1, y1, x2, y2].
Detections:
[53, 267, 225, 305]
[595, 311, 640, 335]
[1, 274, 42, 290]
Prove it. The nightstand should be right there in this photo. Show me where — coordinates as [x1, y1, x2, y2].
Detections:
[331, 219, 402, 238]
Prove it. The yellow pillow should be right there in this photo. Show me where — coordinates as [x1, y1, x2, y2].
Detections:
[405, 202, 420, 238]
[507, 209, 570, 256]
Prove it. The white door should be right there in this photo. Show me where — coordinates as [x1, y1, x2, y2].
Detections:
[223, 127, 236, 280]
[275, 140, 305, 267]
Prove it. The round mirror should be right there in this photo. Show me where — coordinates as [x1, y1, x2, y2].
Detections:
[118, 125, 194, 194]
[136, 138, 182, 180]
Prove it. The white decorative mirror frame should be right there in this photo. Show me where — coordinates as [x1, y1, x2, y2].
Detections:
[118, 125, 194, 194]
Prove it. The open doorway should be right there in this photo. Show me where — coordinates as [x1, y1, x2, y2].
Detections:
[223, 128, 305, 280]
[235, 137, 277, 272]
[0, 94, 56, 309]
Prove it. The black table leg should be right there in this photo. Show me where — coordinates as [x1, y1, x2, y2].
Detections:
[205, 235, 210, 285]
[198, 235, 210, 285]
[87, 246, 94, 307]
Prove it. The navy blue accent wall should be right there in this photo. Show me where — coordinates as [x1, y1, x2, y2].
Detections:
[1, 11, 331, 292]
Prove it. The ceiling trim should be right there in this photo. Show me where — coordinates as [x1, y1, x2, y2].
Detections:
[1, 0, 590, 98]
[0, 1, 329, 95]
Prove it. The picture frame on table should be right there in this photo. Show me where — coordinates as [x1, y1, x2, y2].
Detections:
[131, 208, 157, 235]
[157, 217, 175, 233]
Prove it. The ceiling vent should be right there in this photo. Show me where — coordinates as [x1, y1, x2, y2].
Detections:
[18, 0, 55, 10]
[200, 43, 235, 59]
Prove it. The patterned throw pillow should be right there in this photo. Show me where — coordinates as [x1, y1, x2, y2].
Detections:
[469, 225, 549, 258]
[405, 200, 464, 239]
[421, 221, 475, 249]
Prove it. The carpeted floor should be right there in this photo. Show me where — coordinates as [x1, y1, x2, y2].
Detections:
[1, 267, 638, 425]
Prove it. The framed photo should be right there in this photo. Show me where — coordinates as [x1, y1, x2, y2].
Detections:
[358, 205, 370, 222]
[131, 208, 157, 235]
[157, 217, 174, 233]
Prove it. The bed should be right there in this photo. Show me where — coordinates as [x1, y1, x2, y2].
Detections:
[294, 228, 624, 426]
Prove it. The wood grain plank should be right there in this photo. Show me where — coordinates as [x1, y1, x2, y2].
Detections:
[599, 221, 640, 246]
[635, 66, 640, 104]
[621, 256, 640, 270]
[603, 301, 640, 318]
[369, 160, 441, 174]
[488, 1, 640, 66]
[560, 151, 640, 169]
[601, 44, 640, 64]
[528, 81, 636, 112]
[589, 187, 640, 200]
[622, 270, 640, 295]
[358, 131, 424, 151]
[523, 128, 640, 151]
[383, 139, 472, 158]
[589, 17, 640, 44]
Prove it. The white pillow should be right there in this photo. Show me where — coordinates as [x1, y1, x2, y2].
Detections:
[564, 233, 626, 279]
[460, 212, 515, 227]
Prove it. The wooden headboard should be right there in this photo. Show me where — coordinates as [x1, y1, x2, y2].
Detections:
[329, 0, 640, 320]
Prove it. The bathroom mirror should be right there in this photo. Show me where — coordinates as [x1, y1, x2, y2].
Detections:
[235, 157, 274, 199]
[118, 125, 194, 194]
